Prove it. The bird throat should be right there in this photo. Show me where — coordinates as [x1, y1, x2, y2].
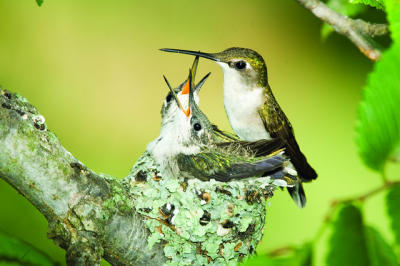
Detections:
[220, 68, 271, 141]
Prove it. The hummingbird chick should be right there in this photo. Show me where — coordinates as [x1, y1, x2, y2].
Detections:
[160, 47, 317, 207]
[147, 68, 295, 184]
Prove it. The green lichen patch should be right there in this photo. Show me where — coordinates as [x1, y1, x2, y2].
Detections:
[124, 152, 287, 265]
[102, 184, 134, 216]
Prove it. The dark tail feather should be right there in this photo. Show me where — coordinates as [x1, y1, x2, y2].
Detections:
[285, 136, 317, 182]
[213, 154, 285, 182]
[287, 182, 306, 208]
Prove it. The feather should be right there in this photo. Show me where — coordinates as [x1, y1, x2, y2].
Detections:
[176, 151, 285, 182]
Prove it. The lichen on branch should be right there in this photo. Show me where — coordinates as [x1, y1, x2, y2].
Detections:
[0, 89, 164, 265]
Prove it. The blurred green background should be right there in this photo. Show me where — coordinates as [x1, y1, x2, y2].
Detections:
[0, 0, 388, 265]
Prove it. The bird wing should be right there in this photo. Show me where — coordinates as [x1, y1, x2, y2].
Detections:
[216, 138, 285, 157]
[212, 124, 285, 156]
[175, 151, 285, 182]
[258, 88, 317, 181]
[211, 124, 239, 141]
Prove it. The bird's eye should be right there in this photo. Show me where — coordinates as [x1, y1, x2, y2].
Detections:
[234, 61, 246, 70]
[166, 93, 173, 102]
[193, 123, 202, 131]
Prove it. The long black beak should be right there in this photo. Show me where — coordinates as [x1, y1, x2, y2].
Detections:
[160, 48, 221, 62]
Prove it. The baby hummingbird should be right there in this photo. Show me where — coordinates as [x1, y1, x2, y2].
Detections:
[147, 67, 295, 183]
[160, 47, 317, 207]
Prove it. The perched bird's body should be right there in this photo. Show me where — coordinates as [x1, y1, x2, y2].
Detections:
[161, 47, 317, 207]
[148, 63, 296, 184]
[221, 72, 269, 141]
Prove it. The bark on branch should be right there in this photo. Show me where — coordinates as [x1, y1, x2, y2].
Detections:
[0, 88, 279, 265]
[295, 0, 389, 61]
[0, 89, 165, 265]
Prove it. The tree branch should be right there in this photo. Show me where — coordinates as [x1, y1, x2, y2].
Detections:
[0, 89, 165, 265]
[0, 88, 281, 265]
[295, 0, 389, 61]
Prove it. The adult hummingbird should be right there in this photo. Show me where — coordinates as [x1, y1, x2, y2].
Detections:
[160, 47, 317, 207]
[147, 69, 296, 184]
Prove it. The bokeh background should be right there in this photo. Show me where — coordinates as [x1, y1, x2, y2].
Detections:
[0, 0, 389, 265]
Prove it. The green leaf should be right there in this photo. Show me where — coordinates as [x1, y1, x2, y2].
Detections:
[356, 0, 400, 171]
[244, 243, 312, 266]
[385, 0, 400, 43]
[36, 0, 43, 6]
[365, 226, 398, 266]
[0, 231, 56, 266]
[355, 45, 400, 172]
[386, 184, 400, 245]
[350, 0, 385, 10]
[295, 243, 313, 266]
[327, 204, 398, 266]
[326, 204, 369, 266]
[321, 0, 364, 39]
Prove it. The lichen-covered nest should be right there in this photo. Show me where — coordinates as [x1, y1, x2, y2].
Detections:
[123, 152, 290, 265]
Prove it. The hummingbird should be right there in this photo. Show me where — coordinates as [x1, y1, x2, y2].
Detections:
[147, 68, 296, 183]
[160, 47, 317, 207]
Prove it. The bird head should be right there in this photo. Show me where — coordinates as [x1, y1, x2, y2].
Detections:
[162, 68, 214, 150]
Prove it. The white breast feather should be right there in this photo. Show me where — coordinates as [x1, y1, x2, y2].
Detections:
[217, 63, 270, 141]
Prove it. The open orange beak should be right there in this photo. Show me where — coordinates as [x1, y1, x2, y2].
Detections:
[163, 57, 197, 118]
[180, 80, 191, 117]
[178, 55, 198, 116]
[163, 75, 191, 118]
[181, 79, 190, 95]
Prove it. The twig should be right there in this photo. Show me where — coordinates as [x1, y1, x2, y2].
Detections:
[352, 19, 389, 37]
[295, 0, 389, 61]
[324, 180, 400, 223]
[358, 180, 399, 201]
[267, 179, 400, 257]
